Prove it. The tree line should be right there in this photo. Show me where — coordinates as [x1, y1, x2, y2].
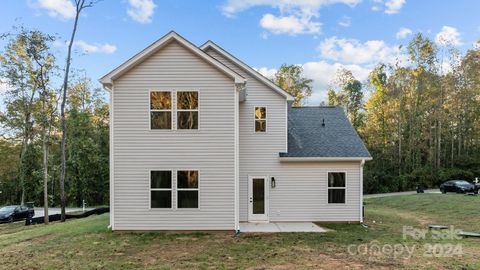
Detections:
[273, 34, 479, 193]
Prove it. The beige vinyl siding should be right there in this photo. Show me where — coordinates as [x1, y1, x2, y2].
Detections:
[265, 162, 361, 221]
[205, 48, 362, 222]
[112, 40, 235, 230]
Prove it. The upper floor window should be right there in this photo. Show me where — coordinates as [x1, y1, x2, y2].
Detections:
[177, 91, 199, 129]
[255, 106, 266, 132]
[328, 172, 346, 204]
[150, 91, 172, 129]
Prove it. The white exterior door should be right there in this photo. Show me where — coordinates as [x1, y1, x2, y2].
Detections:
[248, 176, 269, 222]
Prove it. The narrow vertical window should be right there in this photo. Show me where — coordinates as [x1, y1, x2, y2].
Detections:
[177, 91, 198, 129]
[150, 91, 172, 129]
[177, 170, 199, 208]
[255, 107, 266, 132]
[151, 171, 172, 208]
[328, 172, 346, 204]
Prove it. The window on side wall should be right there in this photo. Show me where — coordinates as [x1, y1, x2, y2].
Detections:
[177, 91, 198, 129]
[254, 106, 266, 132]
[177, 170, 199, 208]
[328, 172, 346, 204]
[150, 91, 172, 129]
[151, 170, 172, 208]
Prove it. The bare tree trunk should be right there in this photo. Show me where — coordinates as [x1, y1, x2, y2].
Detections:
[60, 7, 80, 222]
[59, 0, 95, 222]
[437, 120, 441, 169]
[42, 127, 49, 224]
[20, 136, 27, 205]
[20, 109, 33, 205]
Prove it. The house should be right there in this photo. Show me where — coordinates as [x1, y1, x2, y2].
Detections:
[100, 31, 371, 231]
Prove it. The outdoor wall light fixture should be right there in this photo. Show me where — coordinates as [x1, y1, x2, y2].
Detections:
[271, 177, 276, 188]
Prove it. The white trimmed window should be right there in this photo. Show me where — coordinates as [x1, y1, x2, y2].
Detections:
[328, 172, 346, 204]
[150, 91, 172, 129]
[150, 171, 172, 208]
[254, 106, 266, 132]
[177, 170, 199, 208]
[177, 91, 198, 129]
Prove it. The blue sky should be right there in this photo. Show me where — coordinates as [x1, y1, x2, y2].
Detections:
[1, 0, 479, 104]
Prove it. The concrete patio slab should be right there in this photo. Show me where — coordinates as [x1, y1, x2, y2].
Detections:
[239, 222, 326, 233]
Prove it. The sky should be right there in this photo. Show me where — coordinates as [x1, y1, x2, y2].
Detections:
[0, 0, 479, 104]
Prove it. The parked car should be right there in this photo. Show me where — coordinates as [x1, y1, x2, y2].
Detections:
[0, 205, 35, 223]
[440, 180, 478, 194]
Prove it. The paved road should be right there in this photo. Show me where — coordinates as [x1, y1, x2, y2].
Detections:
[33, 207, 94, 218]
[364, 189, 440, 199]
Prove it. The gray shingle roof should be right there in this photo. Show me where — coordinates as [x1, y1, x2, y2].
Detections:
[279, 106, 371, 158]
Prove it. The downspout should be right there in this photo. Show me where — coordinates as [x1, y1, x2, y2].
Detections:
[360, 159, 365, 223]
[108, 83, 115, 230]
[234, 84, 241, 234]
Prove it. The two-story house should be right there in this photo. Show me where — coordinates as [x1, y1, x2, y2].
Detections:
[100, 31, 371, 231]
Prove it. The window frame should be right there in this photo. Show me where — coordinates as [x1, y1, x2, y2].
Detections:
[327, 171, 347, 204]
[176, 90, 200, 131]
[176, 169, 200, 209]
[149, 90, 173, 130]
[149, 169, 173, 209]
[254, 106, 267, 133]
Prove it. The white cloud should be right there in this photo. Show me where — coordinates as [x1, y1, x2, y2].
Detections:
[73, 40, 117, 54]
[318, 36, 406, 65]
[221, 0, 361, 35]
[371, 0, 406, 14]
[127, 0, 156, 23]
[37, 0, 76, 19]
[384, 0, 405, 14]
[254, 67, 277, 79]
[255, 35, 408, 104]
[260, 13, 321, 35]
[338, 16, 351, 27]
[221, 0, 361, 17]
[396, 27, 412, 39]
[435, 26, 463, 46]
[302, 61, 371, 104]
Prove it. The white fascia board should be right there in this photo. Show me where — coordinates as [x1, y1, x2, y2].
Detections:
[100, 31, 245, 87]
[279, 157, 373, 162]
[200, 41, 295, 101]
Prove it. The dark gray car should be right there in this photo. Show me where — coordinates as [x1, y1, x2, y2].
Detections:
[440, 180, 478, 194]
[0, 205, 35, 223]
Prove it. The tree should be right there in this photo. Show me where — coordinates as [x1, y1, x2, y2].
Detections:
[27, 30, 57, 225]
[59, 0, 99, 222]
[66, 76, 109, 207]
[273, 64, 313, 106]
[360, 34, 480, 193]
[327, 68, 364, 129]
[0, 28, 52, 205]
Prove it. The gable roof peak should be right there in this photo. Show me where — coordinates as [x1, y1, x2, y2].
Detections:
[100, 31, 245, 90]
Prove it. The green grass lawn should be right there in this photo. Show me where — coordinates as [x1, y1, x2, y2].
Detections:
[1, 194, 479, 269]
